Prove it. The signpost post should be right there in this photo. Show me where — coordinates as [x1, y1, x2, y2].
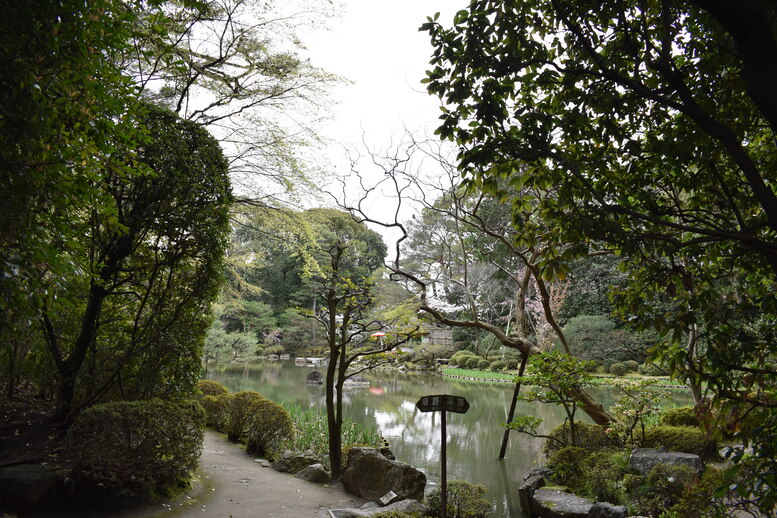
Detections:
[416, 394, 469, 518]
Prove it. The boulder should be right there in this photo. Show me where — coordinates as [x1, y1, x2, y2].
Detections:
[629, 448, 703, 475]
[294, 463, 332, 484]
[0, 464, 68, 509]
[518, 466, 552, 513]
[271, 450, 321, 473]
[589, 502, 628, 518]
[531, 488, 594, 518]
[306, 370, 323, 384]
[342, 447, 426, 502]
[329, 499, 427, 517]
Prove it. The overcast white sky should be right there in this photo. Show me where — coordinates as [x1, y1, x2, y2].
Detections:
[302, 1, 466, 241]
[304, 1, 464, 163]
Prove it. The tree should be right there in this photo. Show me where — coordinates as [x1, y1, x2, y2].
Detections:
[37, 105, 231, 420]
[422, 1, 777, 511]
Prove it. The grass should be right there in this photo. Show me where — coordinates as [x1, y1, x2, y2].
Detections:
[280, 403, 382, 469]
[442, 367, 516, 381]
[443, 367, 688, 388]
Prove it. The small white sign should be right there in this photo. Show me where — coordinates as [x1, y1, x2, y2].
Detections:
[379, 490, 397, 505]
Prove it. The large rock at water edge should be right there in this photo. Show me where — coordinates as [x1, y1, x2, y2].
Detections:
[329, 499, 427, 518]
[531, 488, 594, 518]
[272, 450, 321, 473]
[589, 502, 628, 518]
[629, 448, 703, 475]
[342, 447, 426, 502]
[518, 466, 552, 514]
[306, 370, 323, 384]
[294, 463, 332, 484]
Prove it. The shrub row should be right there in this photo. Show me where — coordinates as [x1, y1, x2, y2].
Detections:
[196, 380, 293, 459]
[69, 399, 205, 501]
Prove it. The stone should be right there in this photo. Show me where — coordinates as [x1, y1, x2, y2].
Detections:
[629, 448, 703, 475]
[343, 376, 370, 387]
[294, 463, 332, 484]
[589, 501, 628, 518]
[271, 450, 321, 473]
[531, 488, 594, 518]
[329, 499, 427, 517]
[306, 370, 323, 384]
[518, 466, 553, 514]
[0, 464, 68, 509]
[342, 447, 426, 502]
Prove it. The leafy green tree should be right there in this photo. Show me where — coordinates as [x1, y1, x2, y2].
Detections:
[36, 105, 231, 420]
[422, 2, 777, 510]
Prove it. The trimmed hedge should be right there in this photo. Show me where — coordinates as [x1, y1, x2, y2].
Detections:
[226, 391, 265, 442]
[643, 425, 717, 459]
[547, 446, 591, 490]
[658, 405, 698, 427]
[609, 362, 627, 376]
[244, 398, 294, 459]
[196, 379, 228, 398]
[488, 360, 506, 372]
[200, 393, 230, 431]
[70, 399, 204, 500]
[543, 422, 618, 456]
[622, 360, 639, 373]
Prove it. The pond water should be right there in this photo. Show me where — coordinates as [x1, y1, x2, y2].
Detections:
[204, 360, 692, 517]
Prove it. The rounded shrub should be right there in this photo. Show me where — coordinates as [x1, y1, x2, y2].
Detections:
[643, 425, 717, 459]
[658, 405, 698, 427]
[200, 394, 230, 431]
[547, 446, 592, 490]
[622, 360, 639, 373]
[196, 379, 228, 399]
[464, 356, 481, 369]
[226, 391, 266, 442]
[609, 362, 627, 376]
[70, 399, 205, 501]
[476, 358, 491, 370]
[543, 422, 617, 456]
[638, 362, 666, 376]
[244, 398, 294, 459]
[582, 450, 628, 504]
[488, 360, 506, 372]
[425, 480, 491, 518]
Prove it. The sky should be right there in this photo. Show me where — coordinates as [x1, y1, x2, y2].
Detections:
[302, 1, 466, 241]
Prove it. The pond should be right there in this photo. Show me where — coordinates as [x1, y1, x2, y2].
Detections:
[204, 360, 692, 517]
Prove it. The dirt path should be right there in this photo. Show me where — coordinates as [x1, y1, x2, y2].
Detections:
[146, 431, 367, 518]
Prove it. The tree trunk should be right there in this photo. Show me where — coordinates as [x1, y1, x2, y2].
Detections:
[499, 354, 528, 459]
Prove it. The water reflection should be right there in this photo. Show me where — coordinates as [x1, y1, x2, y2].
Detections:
[205, 361, 692, 518]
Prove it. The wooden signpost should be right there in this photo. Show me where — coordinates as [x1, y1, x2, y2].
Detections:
[416, 394, 470, 518]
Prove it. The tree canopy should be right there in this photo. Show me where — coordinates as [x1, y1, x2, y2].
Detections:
[422, 0, 777, 510]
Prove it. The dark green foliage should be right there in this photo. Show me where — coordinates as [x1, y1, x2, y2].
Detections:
[200, 394, 230, 431]
[609, 363, 627, 376]
[583, 451, 628, 504]
[196, 379, 228, 399]
[543, 422, 617, 456]
[476, 359, 490, 370]
[638, 363, 667, 377]
[643, 425, 717, 459]
[488, 360, 506, 372]
[70, 399, 204, 501]
[547, 447, 592, 490]
[226, 391, 265, 442]
[562, 315, 651, 364]
[464, 356, 481, 369]
[425, 480, 492, 518]
[658, 406, 699, 428]
[622, 360, 639, 373]
[660, 467, 724, 518]
[625, 463, 698, 517]
[370, 511, 422, 518]
[244, 398, 294, 459]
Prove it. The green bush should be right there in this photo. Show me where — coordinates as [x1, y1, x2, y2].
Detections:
[543, 422, 617, 456]
[425, 480, 491, 518]
[622, 360, 639, 373]
[661, 467, 723, 518]
[70, 399, 204, 501]
[638, 362, 666, 376]
[266, 344, 284, 355]
[609, 362, 627, 376]
[488, 360, 506, 372]
[476, 358, 491, 370]
[200, 394, 230, 431]
[196, 379, 228, 398]
[626, 463, 698, 517]
[226, 391, 266, 442]
[658, 406, 698, 427]
[244, 398, 294, 459]
[464, 356, 481, 369]
[370, 511, 422, 518]
[583, 451, 628, 504]
[450, 351, 474, 366]
[547, 446, 592, 490]
[643, 425, 717, 459]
